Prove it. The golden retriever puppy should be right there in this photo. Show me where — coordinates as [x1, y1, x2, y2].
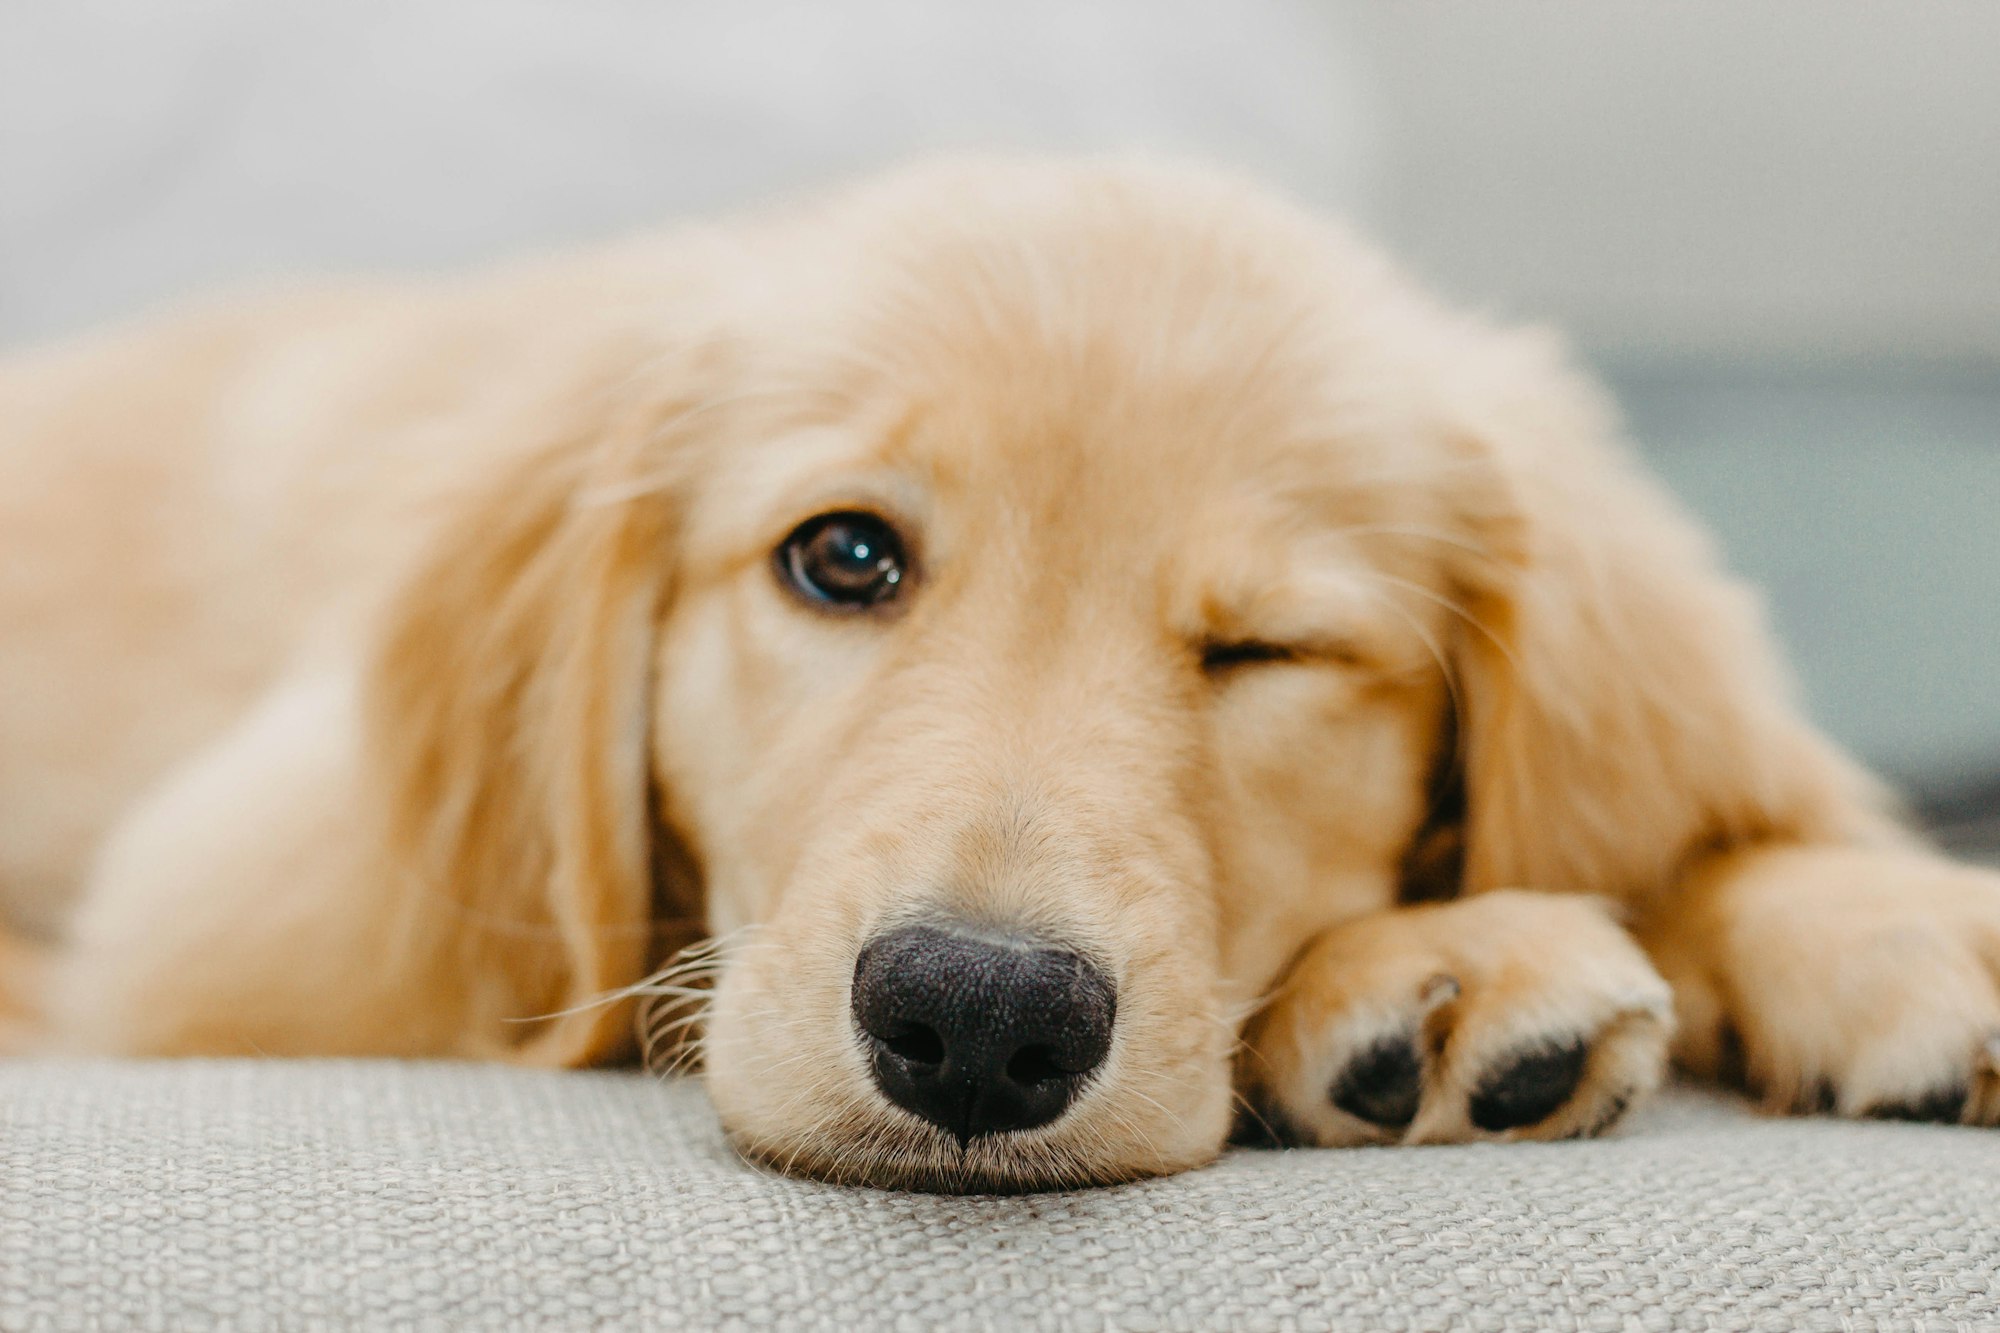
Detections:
[3, 158, 1997, 1190]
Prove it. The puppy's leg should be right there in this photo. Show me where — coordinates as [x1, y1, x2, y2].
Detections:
[1240, 891, 1672, 1146]
[48, 670, 471, 1057]
[1641, 844, 2000, 1123]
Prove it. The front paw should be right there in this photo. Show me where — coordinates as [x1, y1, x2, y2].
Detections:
[1239, 891, 1672, 1146]
[1644, 845, 2000, 1125]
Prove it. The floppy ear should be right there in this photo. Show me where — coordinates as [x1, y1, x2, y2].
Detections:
[1439, 333, 1897, 902]
[362, 394, 692, 1067]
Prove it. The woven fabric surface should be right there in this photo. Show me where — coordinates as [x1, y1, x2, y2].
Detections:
[3, 1061, 1997, 1331]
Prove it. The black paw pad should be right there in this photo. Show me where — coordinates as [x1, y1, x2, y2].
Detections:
[1867, 1085, 1967, 1124]
[1469, 1037, 1590, 1132]
[1329, 1032, 1424, 1129]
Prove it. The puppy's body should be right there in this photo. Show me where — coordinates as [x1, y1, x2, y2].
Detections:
[0, 258, 687, 933]
[2, 250, 724, 1054]
[2, 285, 506, 932]
[4, 160, 1997, 1189]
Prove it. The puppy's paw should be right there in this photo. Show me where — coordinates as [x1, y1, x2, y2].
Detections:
[1644, 845, 2000, 1125]
[1239, 891, 1672, 1146]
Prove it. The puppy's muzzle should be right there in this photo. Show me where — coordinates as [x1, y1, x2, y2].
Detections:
[851, 924, 1116, 1142]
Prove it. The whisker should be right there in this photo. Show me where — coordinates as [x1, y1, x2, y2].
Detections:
[651, 1029, 709, 1079]
[1228, 1086, 1287, 1147]
[633, 970, 723, 998]
[1117, 1082, 1186, 1137]
[1359, 579, 1464, 755]
[1334, 453, 1504, 493]
[643, 1010, 713, 1048]
[1368, 570, 1519, 674]
[506, 924, 761, 1027]
[1334, 522, 1499, 563]
[634, 926, 769, 1074]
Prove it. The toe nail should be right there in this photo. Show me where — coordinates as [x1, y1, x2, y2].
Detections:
[1419, 974, 1460, 1010]
[1469, 1037, 1590, 1132]
[1589, 1089, 1635, 1136]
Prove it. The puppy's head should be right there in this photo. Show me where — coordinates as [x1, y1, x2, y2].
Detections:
[366, 160, 1864, 1189]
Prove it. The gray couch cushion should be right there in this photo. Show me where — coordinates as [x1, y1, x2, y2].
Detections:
[3, 1061, 1996, 1330]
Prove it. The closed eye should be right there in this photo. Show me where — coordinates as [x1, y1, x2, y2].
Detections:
[1199, 640, 1299, 672]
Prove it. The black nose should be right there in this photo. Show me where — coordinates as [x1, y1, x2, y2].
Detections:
[851, 924, 1116, 1142]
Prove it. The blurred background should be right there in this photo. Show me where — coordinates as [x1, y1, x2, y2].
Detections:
[4, 0, 1995, 856]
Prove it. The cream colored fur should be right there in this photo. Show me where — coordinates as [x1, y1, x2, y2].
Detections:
[4, 158, 1997, 1189]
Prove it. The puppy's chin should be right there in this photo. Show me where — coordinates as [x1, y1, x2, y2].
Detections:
[713, 1077, 1232, 1194]
[723, 1116, 1200, 1195]
[699, 941, 1236, 1193]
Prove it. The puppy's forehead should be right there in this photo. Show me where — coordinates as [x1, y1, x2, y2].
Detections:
[693, 168, 1463, 599]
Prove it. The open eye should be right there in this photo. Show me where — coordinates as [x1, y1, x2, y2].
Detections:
[1199, 640, 1298, 672]
[776, 511, 910, 611]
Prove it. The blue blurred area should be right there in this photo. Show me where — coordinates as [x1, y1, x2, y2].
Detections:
[1612, 365, 2000, 856]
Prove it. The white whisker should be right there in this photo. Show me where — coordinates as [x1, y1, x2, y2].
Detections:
[1358, 578, 1466, 767]
[1369, 570, 1519, 674]
[1334, 522, 1497, 562]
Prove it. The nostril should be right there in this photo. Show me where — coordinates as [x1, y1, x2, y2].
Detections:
[852, 922, 1118, 1139]
[881, 1022, 945, 1067]
[1004, 1044, 1065, 1087]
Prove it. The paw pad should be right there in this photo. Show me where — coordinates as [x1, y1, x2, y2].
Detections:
[1468, 1037, 1590, 1132]
[1866, 1085, 1968, 1124]
[1328, 1033, 1423, 1130]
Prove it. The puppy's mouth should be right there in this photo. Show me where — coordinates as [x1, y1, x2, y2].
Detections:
[716, 920, 1167, 1193]
[726, 1117, 1156, 1195]
[698, 899, 1237, 1192]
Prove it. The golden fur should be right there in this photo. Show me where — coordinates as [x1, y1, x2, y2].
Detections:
[3, 158, 1997, 1189]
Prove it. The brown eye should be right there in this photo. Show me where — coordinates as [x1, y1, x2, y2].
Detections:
[1200, 640, 1296, 672]
[777, 511, 910, 611]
